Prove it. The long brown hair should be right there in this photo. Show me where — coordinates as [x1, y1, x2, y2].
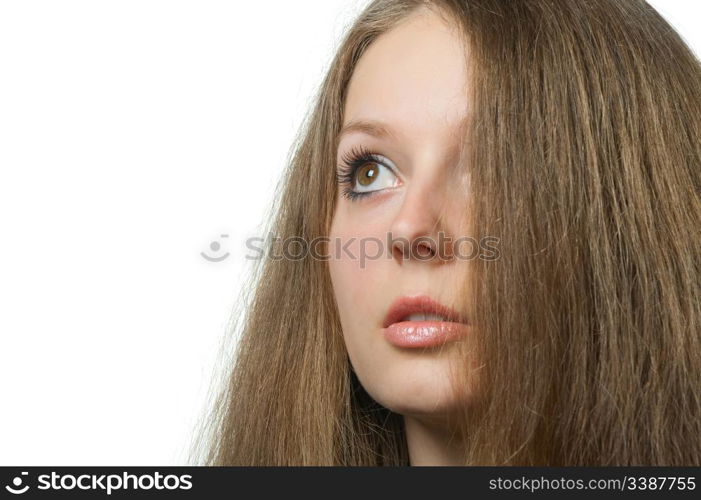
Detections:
[193, 0, 701, 465]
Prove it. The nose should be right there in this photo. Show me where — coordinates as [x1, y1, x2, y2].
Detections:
[389, 175, 454, 264]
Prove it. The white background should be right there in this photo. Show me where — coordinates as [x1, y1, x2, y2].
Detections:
[0, 0, 698, 465]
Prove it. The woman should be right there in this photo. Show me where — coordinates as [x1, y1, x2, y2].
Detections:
[196, 0, 701, 465]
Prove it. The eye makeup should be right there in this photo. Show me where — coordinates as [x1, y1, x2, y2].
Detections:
[336, 144, 400, 201]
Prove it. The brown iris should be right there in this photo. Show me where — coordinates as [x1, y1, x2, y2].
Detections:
[356, 163, 378, 187]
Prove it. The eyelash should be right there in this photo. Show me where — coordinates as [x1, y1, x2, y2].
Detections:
[336, 145, 392, 201]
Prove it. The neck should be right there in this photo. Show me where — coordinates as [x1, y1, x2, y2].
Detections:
[404, 414, 466, 466]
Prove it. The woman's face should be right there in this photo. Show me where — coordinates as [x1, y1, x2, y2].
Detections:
[328, 8, 478, 419]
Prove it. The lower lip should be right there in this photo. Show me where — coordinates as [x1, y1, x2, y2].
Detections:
[383, 321, 469, 348]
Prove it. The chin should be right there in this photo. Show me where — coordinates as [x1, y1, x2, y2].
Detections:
[357, 362, 471, 418]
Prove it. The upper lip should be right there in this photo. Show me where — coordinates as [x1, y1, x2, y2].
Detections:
[382, 295, 467, 328]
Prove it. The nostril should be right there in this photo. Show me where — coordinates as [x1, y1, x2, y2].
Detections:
[414, 240, 435, 259]
[391, 235, 439, 262]
[392, 239, 410, 261]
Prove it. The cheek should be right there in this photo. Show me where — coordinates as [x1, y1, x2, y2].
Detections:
[328, 211, 390, 312]
[328, 212, 391, 396]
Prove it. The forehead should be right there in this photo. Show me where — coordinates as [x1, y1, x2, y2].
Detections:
[342, 8, 470, 147]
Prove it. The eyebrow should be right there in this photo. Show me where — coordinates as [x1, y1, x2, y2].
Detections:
[336, 119, 398, 146]
[336, 116, 471, 147]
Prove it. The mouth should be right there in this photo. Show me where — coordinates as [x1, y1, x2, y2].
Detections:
[382, 295, 465, 328]
[382, 295, 469, 348]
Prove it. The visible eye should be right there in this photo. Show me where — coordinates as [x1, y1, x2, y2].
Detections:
[336, 145, 400, 201]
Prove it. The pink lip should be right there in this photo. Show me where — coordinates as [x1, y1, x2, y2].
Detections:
[382, 295, 469, 348]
